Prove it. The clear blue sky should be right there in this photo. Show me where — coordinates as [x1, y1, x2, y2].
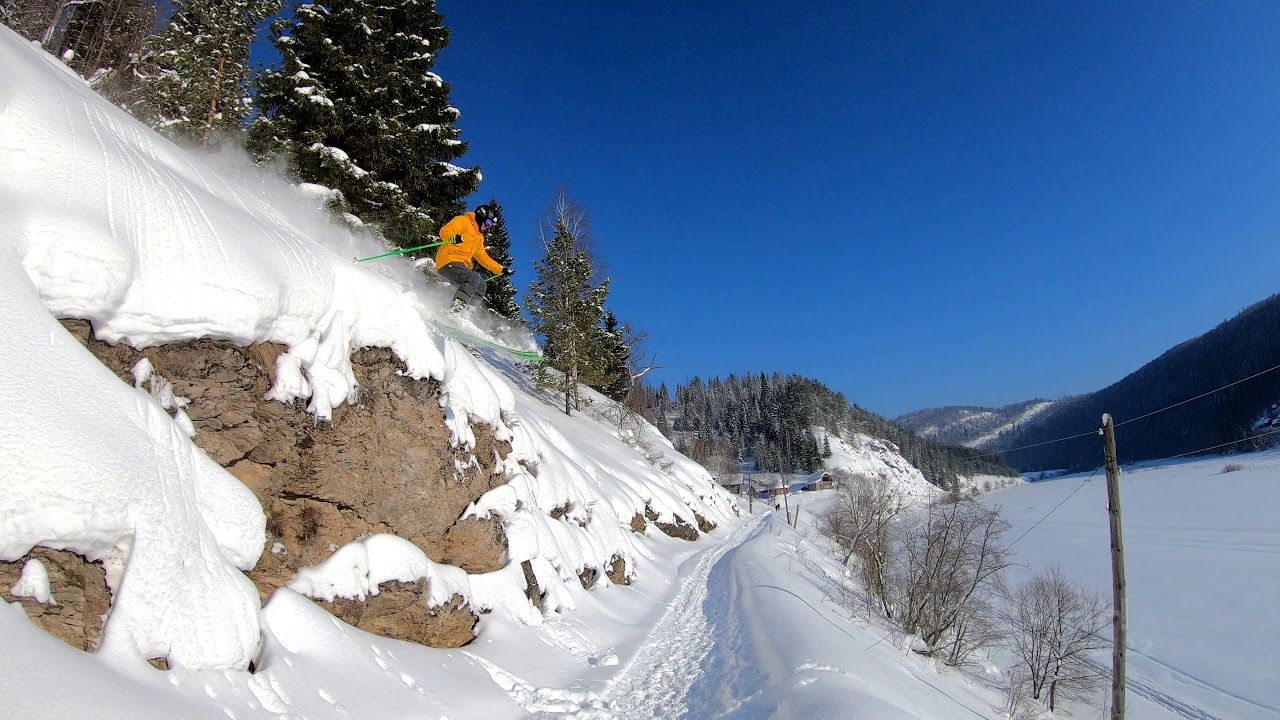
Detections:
[280, 2, 1280, 417]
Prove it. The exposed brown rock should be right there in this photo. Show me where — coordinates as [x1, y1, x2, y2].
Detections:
[439, 517, 507, 573]
[607, 555, 631, 585]
[323, 583, 476, 648]
[694, 512, 716, 534]
[59, 320, 513, 649]
[578, 566, 598, 589]
[630, 513, 647, 533]
[645, 505, 699, 541]
[0, 549, 110, 652]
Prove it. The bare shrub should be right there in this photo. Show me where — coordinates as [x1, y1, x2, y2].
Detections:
[298, 505, 323, 543]
[942, 598, 1004, 669]
[1004, 668, 1039, 720]
[894, 496, 1011, 658]
[1222, 462, 1244, 474]
[590, 399, 675, 474]
[817, 473, 905, 619]
[1003, 566, 1109, 712]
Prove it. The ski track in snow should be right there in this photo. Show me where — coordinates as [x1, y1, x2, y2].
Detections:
[1080, 649, 1280, 720]
[470, 514, 766, 719]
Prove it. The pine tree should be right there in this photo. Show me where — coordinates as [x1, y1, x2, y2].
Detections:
[250, 0, 478, 245]
[590, 310, 631, 401]
[822, 435, 832, 458]
[652, 383, 672, 436]
[525, 196, 610, 415]
[482, 198, 523, 322]
[9, 0, 155, 102]
[134, 0, 279, 144]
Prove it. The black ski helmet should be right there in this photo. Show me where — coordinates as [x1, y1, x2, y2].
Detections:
[474, 204, 496, 226]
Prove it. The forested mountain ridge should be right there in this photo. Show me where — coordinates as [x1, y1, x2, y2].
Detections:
[651, 373, 1019, 490]
[908, 293, 1280, 472]
[894, 399, 1055, 449]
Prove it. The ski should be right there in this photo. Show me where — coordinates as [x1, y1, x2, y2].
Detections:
[431, 320, 543, 363]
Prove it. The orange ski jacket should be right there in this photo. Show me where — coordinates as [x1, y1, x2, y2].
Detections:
[435, 212, 504, 274]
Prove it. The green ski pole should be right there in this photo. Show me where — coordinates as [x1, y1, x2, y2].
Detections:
[354, 239, 452, 263]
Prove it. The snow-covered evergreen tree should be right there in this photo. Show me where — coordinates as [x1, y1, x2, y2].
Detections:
[250, 0, 478, 245]
[481, 198, 523, 322]
[591, 310, 631, 401]
[133, 0, 279, 144]
[526, 197, 610, 416]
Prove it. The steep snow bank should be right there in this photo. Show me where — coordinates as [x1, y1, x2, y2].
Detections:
[0, 21, 735, 677]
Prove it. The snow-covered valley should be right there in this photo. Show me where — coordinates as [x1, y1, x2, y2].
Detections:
[1, 18, 1275, 720]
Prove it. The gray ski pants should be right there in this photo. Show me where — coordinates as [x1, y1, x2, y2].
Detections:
[439, 263, 486, 308]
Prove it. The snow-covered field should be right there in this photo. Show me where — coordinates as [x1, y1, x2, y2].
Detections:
[985, 450, 1280, 720]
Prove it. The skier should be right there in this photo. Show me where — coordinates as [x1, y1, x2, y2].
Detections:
[435, 204, 512, 313]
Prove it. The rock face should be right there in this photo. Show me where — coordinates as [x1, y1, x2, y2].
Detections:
[606, 555, 631, 585]
[0, 549, 110, 651]
[324, 584, 476, 649]
[56, 320, 513, 650]
[645, 505, 699, 541]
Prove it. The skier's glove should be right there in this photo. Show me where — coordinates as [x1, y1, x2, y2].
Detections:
[502, 267, 515, 277]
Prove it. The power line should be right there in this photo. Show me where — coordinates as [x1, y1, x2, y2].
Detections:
[1114, 361, 1280, 429]
[967, 429, 1099, 461]
[1001, 427, 1280, 551]
[1003, 467, 1101, 551]
[965, 361, 1280, 462]
[1127, 426, 1280, 470]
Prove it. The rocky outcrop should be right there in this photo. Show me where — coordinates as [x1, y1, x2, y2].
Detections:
[606, 555, 631, 585]
[56, 320, 513, 650]
[645, 505, 699, 541]
[0, 549, 110, 652]
[323, 584, 476, 649]
[694, 512, 716, 534]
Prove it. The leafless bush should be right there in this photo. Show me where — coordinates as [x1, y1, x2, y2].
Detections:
[942, 598, 1004, 669]
[590, 399, 674, 474]
[1003, 566, 1109, 712]
[1222, 462, 1244, 474]
[894, 496, 1011, 659]
[817, 473, 905, 618]
[1004, 668, 1039, 720]
[819, 483, 1015, 667]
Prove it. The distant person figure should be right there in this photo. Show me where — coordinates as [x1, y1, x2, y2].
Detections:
[436, 204, 511, 313]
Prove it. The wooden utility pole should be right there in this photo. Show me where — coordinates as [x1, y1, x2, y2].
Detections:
[1101, 413, 1126, 720]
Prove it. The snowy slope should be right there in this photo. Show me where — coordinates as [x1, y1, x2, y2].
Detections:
[985, 451, 1280, 719]
[0, 21, 736, 713]
[815, 427, 940, 499]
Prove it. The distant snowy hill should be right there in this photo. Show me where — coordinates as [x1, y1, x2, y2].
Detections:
[898, 293, 1280, 471]
[894, 399, 1055, 450]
